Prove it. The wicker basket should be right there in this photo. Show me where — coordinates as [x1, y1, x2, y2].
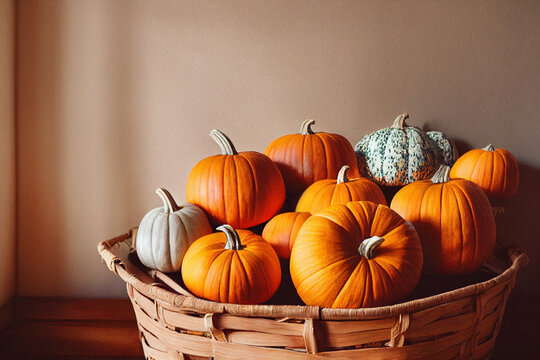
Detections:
[98, 228, 528, 360]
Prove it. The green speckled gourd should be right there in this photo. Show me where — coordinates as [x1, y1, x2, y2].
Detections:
[355, 114, 447, 186]
[426, 130, 459, 166]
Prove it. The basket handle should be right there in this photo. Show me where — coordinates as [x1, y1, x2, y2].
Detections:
[97, 228, 137, 275]
[506, 245, 529, 271]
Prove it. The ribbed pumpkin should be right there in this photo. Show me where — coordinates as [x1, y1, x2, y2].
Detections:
[186, 130, 285, 229]
[355, 113, 454, 186]
[261, 212, 311, 259]
[290, 201, 423, 308]
[136, 188, 212, 272]
[181, 225, 281, 304]
[296, 165, 387, 214]
[391, 165, 496, 275]
[449, 144, 519, 199]
[264, 119, 360, 198]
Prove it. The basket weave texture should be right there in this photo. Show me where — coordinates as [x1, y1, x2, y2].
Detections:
[98, 228, 528, 360]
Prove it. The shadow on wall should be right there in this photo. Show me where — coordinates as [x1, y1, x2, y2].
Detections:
[16, 0, 68, 293]
[491, 162, 540, 359]
[451, 140, 540, 359]
[103, 2, 139, 228]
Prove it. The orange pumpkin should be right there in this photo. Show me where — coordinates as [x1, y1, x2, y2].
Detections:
[290, 201, 423, 308]
[264, 119, 360, 198]
[181, 225, 281, 304]
[296, 165, 387, 214]
[449, 144, 519, 199]
[186, 130, 285, 229]
[391, 165, 496, 275]
[261, 212, 311, 259]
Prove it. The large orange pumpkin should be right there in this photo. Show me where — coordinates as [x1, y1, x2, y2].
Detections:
[181, 225, 281, 304]
[391, 165, 496, 275]
[449, 144, 519, 199]
[296, 165, 387, 214]
[261, 212, 311, 259]
[290, 201, 423, 308]
[186, 129, 285, 229]
[264, 119, 360, 198]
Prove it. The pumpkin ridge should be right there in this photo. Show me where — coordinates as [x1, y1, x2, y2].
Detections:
[375, 220, 408, 241]
[491, 150, 503, 195]
[375, 257, 412, 302]
[371, 205, 404, 237]
[417, 181, 431, 243]
[222, 155, 235, 226]
[169, 214, 184, 269]
[220, 251, 234, 303]
[363, 256, 380, 307]
[370, 254, 398, 306]
[231, 251, 249, 304]
[353, 201, 374, 238]
[373, 256, 409, 292]
[316, 134, 329, 179]
[206, 250, 232, 302]
[371, 258, 407, 305]
[301, 133, 308, 184]
[498, 149, 508, 195]
[239, 154, 260, 226]
[237, 244, 275, 303]
[232, 156, 243, 227]
[331, 257, 366, 308]
[313, 210, 353, 235]
[357, 259, 370, 308]
[483, 151, 496, 195]
[149, 211, 161, 270]
[211, 155, 225, 222]
[203, 156, 217, 219]
[452, 183, 481, 272]
[293, 255, 358, 293]
[448, 184, 466, 272]
[464, 151, 479, 181]
[342, 182, 353, 206]
[447, 183, 469, 273]
[426, 183, 444, 269]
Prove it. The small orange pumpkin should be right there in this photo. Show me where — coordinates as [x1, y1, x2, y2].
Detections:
[296, 165, 387, 214]
[290, 201, 423, 308]
[186, 130, 285, 229]
[449, 144, 519, 199]
[264, 119, 360, 198]
[391, 165, 496, 275]
[181, 225, 281, 304]
[261, 212, 311, 259]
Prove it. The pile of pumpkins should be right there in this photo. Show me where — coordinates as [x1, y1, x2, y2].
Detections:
[135, 114, 519, 308]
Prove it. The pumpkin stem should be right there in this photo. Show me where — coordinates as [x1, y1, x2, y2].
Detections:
[210, 129, 238, 155]
[217, 224, 244, 251]
[390, 113, 409, 129]
[155, 188, 181, 213]
[483, 144, 496, 152]
[358, 236, 384, 260]
[300, 119, 316, 135]
[431, 165, 451, 184]
[337, 165, 350, 184]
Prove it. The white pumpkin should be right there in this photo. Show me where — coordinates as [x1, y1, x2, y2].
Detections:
[136, 188, 212, 272]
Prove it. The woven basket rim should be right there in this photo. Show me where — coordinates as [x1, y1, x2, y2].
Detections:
[98, 228, 529, 320]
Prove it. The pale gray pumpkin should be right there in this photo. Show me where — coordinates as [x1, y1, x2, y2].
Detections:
[136, 188, 212, 272]
[354, 114, 439, 186]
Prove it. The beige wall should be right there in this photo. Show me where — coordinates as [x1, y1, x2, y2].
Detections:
[15, 0, 540, 356]
[0, 0, 15, 312]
